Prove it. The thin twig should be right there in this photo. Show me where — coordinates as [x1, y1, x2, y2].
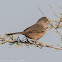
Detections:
[45, 0, 60, 19]
[38, 8, 46, 17]
[44, 44, 62, 50]
[38, 8, 49, 20]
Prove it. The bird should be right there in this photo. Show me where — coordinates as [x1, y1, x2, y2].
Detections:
[6, 17, 49, 46]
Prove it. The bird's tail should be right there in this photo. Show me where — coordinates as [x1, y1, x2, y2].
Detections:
[6, 32, 23, 35]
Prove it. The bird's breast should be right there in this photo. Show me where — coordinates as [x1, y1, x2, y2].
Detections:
[25, 30, 47, 40]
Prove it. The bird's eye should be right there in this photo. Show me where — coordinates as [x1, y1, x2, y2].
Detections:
[42, 30, 44, 32]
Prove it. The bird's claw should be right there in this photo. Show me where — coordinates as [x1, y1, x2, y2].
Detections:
[39, 42, 44, 47]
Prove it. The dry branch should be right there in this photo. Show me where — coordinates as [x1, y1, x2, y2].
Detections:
[0, 35, 62, 50]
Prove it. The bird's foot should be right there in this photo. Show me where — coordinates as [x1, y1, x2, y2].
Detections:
[39, 42, 44, 47]
[34, 40, 44, 47]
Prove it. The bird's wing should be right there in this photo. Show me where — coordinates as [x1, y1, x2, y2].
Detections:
[23, 24, 46, 34]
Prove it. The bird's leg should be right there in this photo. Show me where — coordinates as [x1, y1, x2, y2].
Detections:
[25, 37, 30, 43]
[34, 39, 44, 47]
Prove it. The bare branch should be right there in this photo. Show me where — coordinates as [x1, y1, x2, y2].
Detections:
[38, 8, 46, 17]
[38, 8, 49, 20]
[0, 35, 62, 50]
[45, 0, 60, 19]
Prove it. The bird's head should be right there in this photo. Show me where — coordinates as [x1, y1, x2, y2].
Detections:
[36, 17, 50, 28]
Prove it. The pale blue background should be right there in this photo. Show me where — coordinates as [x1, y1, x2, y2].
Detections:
[0, 0, 62, 62]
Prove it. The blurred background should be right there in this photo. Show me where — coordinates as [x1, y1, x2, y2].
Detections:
[0, 0, 62, 62]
